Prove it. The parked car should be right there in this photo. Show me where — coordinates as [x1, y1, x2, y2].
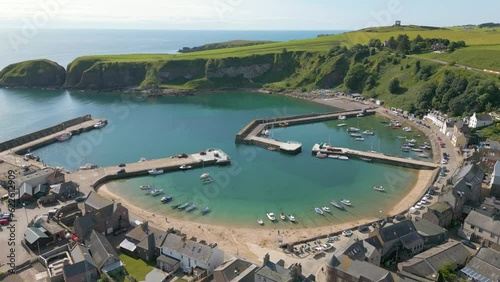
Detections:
[118, 163, 126, 167]
[358, 225, 369, 232]
[461, 240, 477, 250]
[117, 168, 126, 174]
[322, 243, 334, 251]
[342, 230, 353, 237]
[74, 196, 86, 203]
[394, 214, 406, 221]
[0, 218, 9, 225]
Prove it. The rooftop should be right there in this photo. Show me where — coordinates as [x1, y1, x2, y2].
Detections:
[427, 202, 452, 214]
[379, 220, 416, 243]
[214, 257, 258, 282]
[161, 233, 216, 264]
[465, 211, 500, 235]
[461, 248, 500, 282]
[413, 218, 447, 237]
[85, 191, 113, 211]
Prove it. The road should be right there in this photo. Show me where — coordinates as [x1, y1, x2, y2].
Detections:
[408, 54, 500, 76]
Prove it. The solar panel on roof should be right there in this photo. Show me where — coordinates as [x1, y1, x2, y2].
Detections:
[461, 267, 492, 282]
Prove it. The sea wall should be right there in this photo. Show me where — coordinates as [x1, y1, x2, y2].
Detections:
[0, 115, 92, 152]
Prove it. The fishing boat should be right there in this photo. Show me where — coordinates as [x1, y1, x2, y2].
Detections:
[339, 115, 346, 120]
[347, 127, 360, 132]
[201, 207, 210, 214]
[266, 213, 276, 221]
[402, 127, 412, 132]
[178, 202, 190, 210]
[203, 177, 214, 184]
[55, 132, 72, 142]
[257, 219, 264, 225]
[140, 185, 152, 190]
[316, 153, 327, 159]
[148, 168, 164, 175]
[322, 206, 331, 213]
[179, 165, 192, 170]
[268, 146, 277, 151]
[337, 123, 347, 127]
[315, 207, 324, 215]
[373, 185, 385, 192]
[412, 148, 423, 152]
[138, 157, 147, 162]
[354, 137, 365, 141]
[362, 130, 375, 135]
[401, 146, 411, 152]
[330, 200, 345, 210]
[350, 133, 363, 137]
[280, 213, 286, 220]
[200, 173, 210, 179]
[341, 199, 352, 206]
[287, 214, 296, 222]
[94, 121, 106, 128]
[149, 189, 163, 196]
[185, 204, 197, 212]
[360, 157, 372, 162]
[160, 196, 173, 203]
[338, 155, 349, 160]
[78, 163, 98, 170]
[328, 155, 339, 159]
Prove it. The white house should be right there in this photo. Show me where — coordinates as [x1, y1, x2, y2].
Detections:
[469, 113, 493, 129]
[424, 110, 447, 128]
[160, 233, 224, 279]
[440, 120, 455, 139]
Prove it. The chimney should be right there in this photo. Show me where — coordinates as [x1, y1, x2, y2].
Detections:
[263, 253, 270, 266]
[142, 221, 149, 233]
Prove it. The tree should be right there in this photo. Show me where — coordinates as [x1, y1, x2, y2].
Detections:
[438, 262, 457, 282]
[396, 34, 411, 54]
[368, 38, 382, 49]
[388, 78, 400, 93]
[343, 63, 366, 91]
[386, 36, 397, 50]
[415, 60, 421, 73]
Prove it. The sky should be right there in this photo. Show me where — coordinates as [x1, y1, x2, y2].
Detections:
[1, 0, 499, 30]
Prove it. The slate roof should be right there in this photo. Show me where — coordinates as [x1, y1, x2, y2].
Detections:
[413, 218, 447, 237]
[343, 260, 394, 282]
[255, 260, 293, 282]
[400, 232, 424, 250]
[73, 213, 97, 239]
[465, 211, 500, 236]
[85, 191, 113, 211]
[157, 254, 180, 265]
[70, 244, 96, 267]
[161, 233, 215, 264]
[88, 230, 119, 269]
[50, 181, 78, 195]
[63, 261, 97, 280]
[34, 184, 48, 195]
[364, 236, 383, 251]
[427, 202, 452, 214]
[475, 113, 493, 122]
[379, 220, 416, 243]
[19, 183, 33, 196]
[462, 247, 500, 282]
[492, 162, 500, 185]
[24, 227, 49, 244]
[214, 257, 258, 282]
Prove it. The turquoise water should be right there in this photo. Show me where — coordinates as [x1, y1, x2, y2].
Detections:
[0, 89, 426, 227]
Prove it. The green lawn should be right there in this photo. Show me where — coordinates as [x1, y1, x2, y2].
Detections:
[119, 254, 156, 281]
[419, 45, 500, 71]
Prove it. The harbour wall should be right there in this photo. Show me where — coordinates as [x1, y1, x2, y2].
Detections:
[0, 115, 92, 152]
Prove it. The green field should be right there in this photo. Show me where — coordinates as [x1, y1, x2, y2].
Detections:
[119, 254, 155, 281]
[419, 45, 500, 71]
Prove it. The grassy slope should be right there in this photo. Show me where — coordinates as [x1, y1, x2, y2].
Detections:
[179, 40, 275, 52]
[419, 45, 500, 70]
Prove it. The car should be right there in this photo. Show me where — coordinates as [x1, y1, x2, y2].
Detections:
[0, 218, 9, 225]
[342, 230, 353, 237]
[74, 196, 86, 203]
[358, 225, 369, 232]
[394, 214, 406, 221]
[1, 213, 12, 220]
[322, 243, 334, 251]
[441, 159, 448, 164]
[118, 163, 126, 167]
[1, 194, 9, 200]
[461, 240, 477, 250]
[117, 168, 126, 174]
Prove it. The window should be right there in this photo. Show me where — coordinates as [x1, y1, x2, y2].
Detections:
[479, 228, 483, 233]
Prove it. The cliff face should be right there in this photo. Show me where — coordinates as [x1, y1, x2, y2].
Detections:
[0, 59, 66, 87]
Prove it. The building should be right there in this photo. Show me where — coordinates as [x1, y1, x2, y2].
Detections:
[24, 227, 52, 250]
[17, 182, 34, 202]
[254, 254, 305, 282]
[440, 120, 455, 139]
[469, 113, 494, 129]
[160, 232, 224, 278]
[369, 220, 424, 261]
[491, 161, 500, 198]
[413, 218, 447, 249]
[74, 191, 129, 240]
[439, 164, 485, 219]
[14, 167, 60, 188]
[397, 240, 470, 281]
[120, 221, 167, 261]
[87, 230, 123, 275]
[145, 268, 169, 282]
[63, 244, 99, 282]
[424, 111, 447, 128]
[463, 197, 500, 218]
[461, 247, 500, 282]
[24, 214, 66, 250]
[451, 121, 471, 148]
[422, 202, 454, 227]
[50, 181, 79, 199]
[214, 257, 258, 282]
[462, 211, 500, 250]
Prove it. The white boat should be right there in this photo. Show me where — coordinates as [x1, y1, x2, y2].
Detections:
[257, 219, 264, 225]
[316, 153, 327, 159]
[78, 163, 98, 170]
[341, 199, 352, 206]
[94, 121, 106, 128]
[406, 139, 416, 143]
[280, 213, 286, 220]
[261, 129, 270, 136]
[328, 154, 339, 159]
[148, 168, 164, 175]
[315, 207, 324, 215]
[339, 115, 346, 120]
[401, 146, 411, 152]
[287, 214, 296, 222]
[203, 177, 214, 184]
[149, 189, 163, 196]
[350, 133, 363, 137]
[373, 185, 385, 192]
[330, 200, 345, 210]
[354, 137, 365, 141]
[138, 157, 147, 162]
[418, 153, 430, 158]
[412, 148, 423, 152]
[338, 155, 349, 160]
[179, 165, 192, 170]
[360, 157, 371, 162]
[56, 132, 72, 142]
[185, 204, 197, 212]
[200, 173, 210, 179]
[322, 206, 331, 213]
[402, 127, 412, 132]
[347, 127, 360, 132]
[356, 113, 364, 117]
[266, 213, 276, 221]
[160, 196, 173, 203]
[337, 123, 347, 127]
[362, 130, 375, 135]
[140, 185, 152, 190]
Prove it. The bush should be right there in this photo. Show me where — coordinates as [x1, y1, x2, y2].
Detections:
[388, 78, 400, 93]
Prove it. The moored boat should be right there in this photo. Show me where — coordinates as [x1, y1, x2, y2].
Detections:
[280, 213, 286, 220]
[287, 214, 296, 222]
[330, 200, 345, 210]
[328, 154, 339, 159]
[350, 133, 363, 137]
[266, 213, 276, 221]
[360, 157, 371, 161]
[356, 113, 364, 117]
[401, 146, 411, 152]
[315, 207, 324, 215]
[79, 163, 98, 170]
[338, 155, 349, 160]
[337, 123, 347, 127]
[203, 177, 214, 184]
[362, 130, 375, 135]
[418, 153, 430, 158]
[257, 219, 264, 225]
[200, 173, 210, 179]
[94, 121, 106, 128]
[149, 188, 163, 196]
[412, 148, 423, 152]
[180, 165, 192, 170]
[148, 168, 164, 175]
[316, 153, 327, 159]
[339, 115, 346, 120]
[185, 204, 197, 212]
[341, 199, 352, 206]
[161, 196, 173, 203]
[56, 132, 72, 142]
[201, 207, 210, 214]
[261, 129, 270, 136]
[178, 202, 190, 210]
[140, 185, 152, 190]
[373, 185, 385, 192]
[322, 206, 331, 213]
[138, 157, 147, 162]
[347, 127, 360, 132]
[354, 137, 365, 141]
[402, 127, 412, 132]
[268, 146, 277, 151]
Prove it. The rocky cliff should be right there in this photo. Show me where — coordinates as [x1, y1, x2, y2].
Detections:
[0, 59, 66, 87]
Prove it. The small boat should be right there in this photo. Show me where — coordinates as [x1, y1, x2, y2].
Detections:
[287, 214, 296, 222]
[397, 136, 406, 139]
[161, 196, 173, 203]
[200, 173, 210, 179]
[339, 115, 347, 120]
[406, 139, 416, 143]
[362, 130, 375, 135]
[78, 163, 98, 170]
[373, 185, 385, 192]
[402, 127, 412, 132]
[328, 154, 339, 159]
[258, 219, 264, 225]
[350, 133, 363, 137]
[418, 153, 430, 158]
[356, 113, 364, 117]
[360, 157, 371, 162]
[140, 185, 152, 190]
[266, 213, 276, 221]
[171, 202, 182, 208]
[315, 207, 324, 215]
[185, 204, 197, 212]
[178, 202, 190, 210]
[138, 157, 147, 162]
[354, 137, 365, 141]
[94, 121, 106, 128]
[330, 200, 345, 210]
[203, 177, 214, 184]
[280, 213, 286, 220]
[316, 153, 327, 159]
[341, 199, 352, 206]
[407, 143, 416, 147]
[149, 189, 163, 196]
[347, 127, 360, 132]
[56, 132, 72, 142]
[338, 155, 349, 160]
[412, 148, 423, 152]
[268, 147, 277, 151]
[423, 145, 432, 150]
[148, 168, 164, 175]
[337, 123, 347, 127]
[201, 207, 210, 214]
[261, 129, 270, 136]
[179, 165, 192, 170]
[322, 206, 331, 213]
[401, 146, 411, 152]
